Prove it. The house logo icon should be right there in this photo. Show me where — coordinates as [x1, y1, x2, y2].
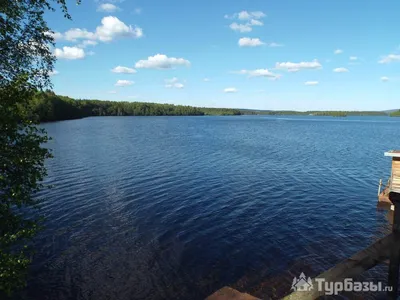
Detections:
[291, 272, 313, 292]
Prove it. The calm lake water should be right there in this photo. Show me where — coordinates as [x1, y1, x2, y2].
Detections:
[22, 116, 400, 299]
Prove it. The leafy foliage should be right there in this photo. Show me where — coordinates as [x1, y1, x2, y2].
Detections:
[0, 0, 75, 296]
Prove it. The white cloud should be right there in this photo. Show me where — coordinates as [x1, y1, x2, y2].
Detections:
[45, 31, 63, 41]
[50, 17, 143, 44]
[165, 77, 178, 83]
[275, 60, 322, 72]
[224, 87, 238, 93]
[111, 66, 137, 73]
[96, 16, 143, 42]
[269, 42, 283, 47]
[203, 78, 210, 82]
[175, 83, 184, 89]
[134, 8, 142, 14]
[115, 80, 134, 86]
[54, 46, 85, 60]
[238, 11, 252, 20]
[350, 56, 358, 61]
[166, 83, 184, 89]
[305, 81, 319, 86]
[249, 19, 263, 26]
[227, 11, 266, 32]
[77, 40, 98, 48]
[135, 54, 190, 69]
[229, 23, 253, 33]
[334, 49, 343, 54]
[165, 77, 184, 89]
[109, 90, 118, 94]
[238, 37, 265, 47]
[64, 28, 96, 42]
[49, 70, 59, 76]
[379, 54, 400, 64]
[235, 69, 280, 79]
[226, 11, 266, 20]
[381, 76, 389, 82]
[97, 3, 120, 13]
[333, 67, 349, 73]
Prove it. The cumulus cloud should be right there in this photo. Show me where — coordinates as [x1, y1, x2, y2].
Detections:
[111, 66, 137, 73]
[134, 8, 142, 14]
[52, 17, 143, 45]
[333, 67, 349, 73]
[164, 77, 184, 89]
[54, 46, 85, 60]
[203, 78, 210, 82]
[334, 49, 343, 54]
[379, 54, 400, 64]
[224, 87, 238, 93]
[77, 40, 98, 48]
[96, 16, 143, 42]
[227, 10, 266, 33]
[135, 54, 190, 69]
[275, 60, 322, 72]
[249, 19, 263, 26]
[238, 37, 265, 47]
[97, 3, 120, 13]
[381, 76, 389, 82]
[64, 28, 96, 42]
[350, 56, 358, 61]
[109, 90, 118, 94]
[226, 10, 266, 20]
[235, 69, 280, 80]
[229, 23, 252, 33]
[115, 80, 134, 87]
[305, 81, 319, 86]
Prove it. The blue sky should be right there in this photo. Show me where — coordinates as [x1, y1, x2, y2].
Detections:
[46, 0, 400, 111]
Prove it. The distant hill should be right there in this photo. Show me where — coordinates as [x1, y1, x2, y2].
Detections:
[239, 109, 387, 117]
[383, 109, 400, 114]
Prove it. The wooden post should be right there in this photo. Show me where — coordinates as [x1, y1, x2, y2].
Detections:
[378, 179, 383, 196]
[388, 192, 400, 299]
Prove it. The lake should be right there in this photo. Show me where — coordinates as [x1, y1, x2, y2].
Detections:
[22, 115, 400, 299]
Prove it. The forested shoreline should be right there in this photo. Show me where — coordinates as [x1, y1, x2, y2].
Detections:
[29, 92, 242, 122]
[29, 92, 391, 123]
[390, 110, 400, 117]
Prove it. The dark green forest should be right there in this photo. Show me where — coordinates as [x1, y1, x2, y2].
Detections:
[29, 92, 390, 122]
[390, 110, 400, 117]
[29, 92, 242, 122]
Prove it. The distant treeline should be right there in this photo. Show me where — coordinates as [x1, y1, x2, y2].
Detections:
[29, 92, 390, 122]
[390, 110, 400, 117]
[240, 110, 387, 117]
[29, 92, 242, 122]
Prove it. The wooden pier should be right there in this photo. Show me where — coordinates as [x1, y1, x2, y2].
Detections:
[378, 150, 400, 206]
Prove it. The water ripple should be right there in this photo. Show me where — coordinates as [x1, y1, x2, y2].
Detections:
[20, 116, 400, 300]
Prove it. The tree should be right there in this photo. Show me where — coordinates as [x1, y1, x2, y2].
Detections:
[0, 0, 76, 295]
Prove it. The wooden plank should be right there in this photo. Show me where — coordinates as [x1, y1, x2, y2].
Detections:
[206, 287, 260, 300]
[282, 233, 395, 300]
